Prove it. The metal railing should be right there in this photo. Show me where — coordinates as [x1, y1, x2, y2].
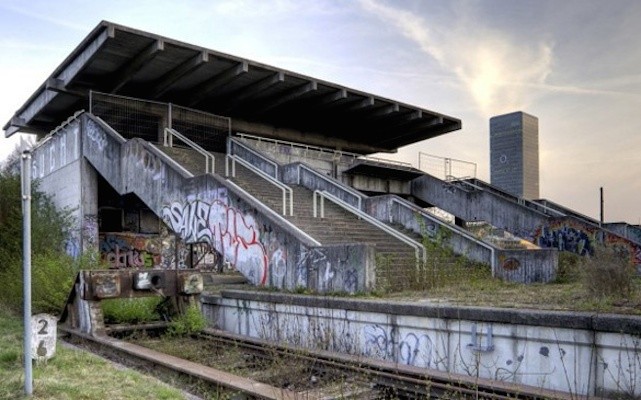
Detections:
[298, 163, 364, 210]
[228, 137, 279, 178]
[456, 179, 565, 218]
[236, 132, 414, 169]
[388, 197, 496, 273]
[225, 179, 320, 246]
[164, 128, 215, 174]
[313, 190, 425, 268]
[418, 151, 477, 181]
[226, 155, 293, 216]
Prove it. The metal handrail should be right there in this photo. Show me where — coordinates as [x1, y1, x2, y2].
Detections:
[237, 132, 358, 159]
[236, 132, 413, 169]
[298, 163, 364, 210]
[229, 137, 279, 178]
[227, 155, 293, 216]
[313, 190, 425, 267]
[163, 128, 215, 174]
[388, 197, 496, 273]
[225, 179, 320, 246]
[456, 179, 565, 217]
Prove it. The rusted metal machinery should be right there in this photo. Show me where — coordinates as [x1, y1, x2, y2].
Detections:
[59, 269, 203, 336]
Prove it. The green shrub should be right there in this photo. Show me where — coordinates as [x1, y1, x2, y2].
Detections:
[0, 169, 80, 315]
[166, 304, 206, 336]
[0, 252, 80, 314]
[102, 297, 164, 324]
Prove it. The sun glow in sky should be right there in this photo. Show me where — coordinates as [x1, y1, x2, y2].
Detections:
[0, 0, 640, 223]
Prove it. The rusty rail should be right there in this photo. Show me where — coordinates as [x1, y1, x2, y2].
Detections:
[60, 323, 577, 400]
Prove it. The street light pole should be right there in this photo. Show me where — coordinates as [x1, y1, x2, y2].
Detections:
[21, 151, 32, 396]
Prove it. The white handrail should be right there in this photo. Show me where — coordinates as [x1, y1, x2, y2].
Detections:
[229, 137, 279, 178]
[299, 163, 363, 210]
[236, 132, 414, 169]
[389, 197, 496, 273]
[456, 179, 565, 217]
[228, 155, 293, 216]
[225, 179, 320, 246]
[313, 190, 425, 268]
[163, 128, 215, 174]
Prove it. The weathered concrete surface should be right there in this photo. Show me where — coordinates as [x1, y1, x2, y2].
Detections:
[412, 173, 549, 237]
[203, 290, 641, 398]
[282, 162, 365, 209]
[80, 113, 374, 293]
[366, 195, 558, 283]
[605, 222, 641, 245]
[412, 173, 641, 270]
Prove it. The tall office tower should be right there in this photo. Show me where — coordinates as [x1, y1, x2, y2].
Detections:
[489, 111, 539, 199]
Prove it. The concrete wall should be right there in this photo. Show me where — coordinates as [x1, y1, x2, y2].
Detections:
[366, 195, 493, 265]
[412, 173, 549, 238]
[81, 114, 374, 292]
[28, 118, 91, 257]
[366, 195, 558, 283]
[346, 174, 411, 195]
[605, 223, 641, 245]
[412, 174, 641, 270]
[282, 162, 365, 209]
[203, 290, 641, 398]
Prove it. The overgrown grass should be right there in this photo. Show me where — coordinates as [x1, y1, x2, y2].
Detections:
[102, 297, 165, 324]
[0, 308, 188, 400]
[385, 244, 641, 314]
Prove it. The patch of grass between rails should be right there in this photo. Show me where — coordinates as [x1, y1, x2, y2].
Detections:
[0, 308, 189, 400]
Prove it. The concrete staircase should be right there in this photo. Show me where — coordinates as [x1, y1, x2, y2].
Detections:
[158, 144, 420, 290]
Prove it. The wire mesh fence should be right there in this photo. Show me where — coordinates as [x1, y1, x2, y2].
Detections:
[171, 104, 230, 152]
[89, 91, 230, 151]
[418, 152, 477, 181]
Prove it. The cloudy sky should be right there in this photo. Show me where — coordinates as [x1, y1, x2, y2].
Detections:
[1, 0, 639, 223]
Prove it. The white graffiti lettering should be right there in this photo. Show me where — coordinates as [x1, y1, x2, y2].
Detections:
[162, 199, 269, 285]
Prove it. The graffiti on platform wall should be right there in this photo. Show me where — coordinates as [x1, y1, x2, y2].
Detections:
[363, 324, 434, 367]
[162, 196, 269, 285]
[99, 233, 162, 268]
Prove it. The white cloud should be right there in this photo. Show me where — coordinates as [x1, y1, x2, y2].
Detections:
[357, 0, 554, 116]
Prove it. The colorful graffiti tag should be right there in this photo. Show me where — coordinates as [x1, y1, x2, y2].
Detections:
[535, 222, 595, 256]
[162, 199, 268, 285]
[99, 233, 162, 268]
[534, 218, 641, 267]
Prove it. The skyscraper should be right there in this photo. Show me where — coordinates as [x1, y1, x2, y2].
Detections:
[489, 111, 539, 199]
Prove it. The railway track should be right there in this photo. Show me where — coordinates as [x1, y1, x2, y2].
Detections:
[60, 325, 573, 400]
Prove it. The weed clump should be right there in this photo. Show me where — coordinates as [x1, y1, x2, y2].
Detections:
[166, 304, 207, 336]
[581, 245, 637, 299]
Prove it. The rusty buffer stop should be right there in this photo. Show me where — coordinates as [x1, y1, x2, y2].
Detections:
[60, 269, 203, 336]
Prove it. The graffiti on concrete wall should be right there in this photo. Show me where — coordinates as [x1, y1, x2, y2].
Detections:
[363, 324, 435, 367]
[99, 233, 162, 268]
[162, 195, 269, 285]
[534, 221, 595, 256]
[31, 122, 80, 179]
[534, 218, 641, 267]
[82, 215, 99, 254]
[606, 235, 641, 267]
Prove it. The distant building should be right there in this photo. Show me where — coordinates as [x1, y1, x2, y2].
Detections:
[489, 111, 539, 199]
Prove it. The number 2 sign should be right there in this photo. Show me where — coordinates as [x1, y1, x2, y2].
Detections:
[31, 314, 57, 361]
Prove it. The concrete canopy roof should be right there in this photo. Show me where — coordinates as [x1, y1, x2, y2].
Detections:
[4, 21, 461, 154]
